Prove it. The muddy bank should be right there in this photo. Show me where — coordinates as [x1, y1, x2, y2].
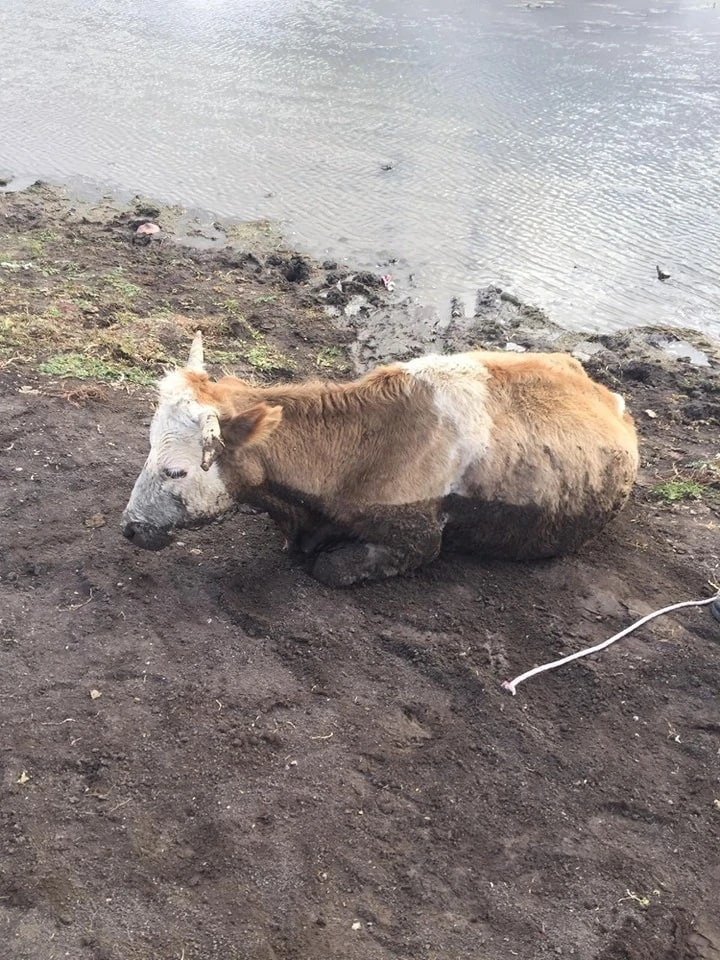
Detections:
[0, 181, 372, 385]
[1, 185, 720, 960]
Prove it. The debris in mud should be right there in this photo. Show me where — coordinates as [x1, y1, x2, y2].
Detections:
[134, 202, 161, 219]
[84, 513, 107, 529]
[132, 220, 163, 246]
[1, 260, 34, 271]
[499, 290, 522, 306]
[135, 221, 161, 237]
[270, 253, 311, 284]
[60, 386, 108, 406]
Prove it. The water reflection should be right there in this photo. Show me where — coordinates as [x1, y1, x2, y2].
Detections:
[1, 0, 719, 334]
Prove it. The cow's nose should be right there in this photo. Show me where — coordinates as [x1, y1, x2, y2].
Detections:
[121, 521, 173, 551]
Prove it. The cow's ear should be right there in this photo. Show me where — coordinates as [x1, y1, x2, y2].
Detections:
[222, 403, 283, 447]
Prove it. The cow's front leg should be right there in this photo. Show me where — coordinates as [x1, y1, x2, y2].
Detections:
[310, 513, 444, 588]
[311, 543, 402, 588]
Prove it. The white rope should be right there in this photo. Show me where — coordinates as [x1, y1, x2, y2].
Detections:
[502, 594, 719, 696]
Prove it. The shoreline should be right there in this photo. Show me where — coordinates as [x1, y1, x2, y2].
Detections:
[1, 180, 719, 382]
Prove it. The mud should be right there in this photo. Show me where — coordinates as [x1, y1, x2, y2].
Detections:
[1, 185, 720, 960]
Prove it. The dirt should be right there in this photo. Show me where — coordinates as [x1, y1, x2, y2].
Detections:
[2, 185, 720, 960]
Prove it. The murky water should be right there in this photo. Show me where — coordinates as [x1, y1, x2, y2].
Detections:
[2, 0, 720, 335]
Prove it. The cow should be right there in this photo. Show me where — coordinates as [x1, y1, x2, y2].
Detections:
[122, 331, 639, 587]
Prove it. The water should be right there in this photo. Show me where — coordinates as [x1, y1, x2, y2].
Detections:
[2, 0, 720, 335]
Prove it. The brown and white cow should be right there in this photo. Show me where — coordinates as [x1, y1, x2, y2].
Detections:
[122, 332, 639, 587]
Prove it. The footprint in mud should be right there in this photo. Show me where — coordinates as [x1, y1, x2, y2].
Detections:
[216, 594, 271, 638]
[374, 703, 435, 750]
[482, 631, 510, 675]
[690, 916, 720, 960]
[598, 906, 717, 960]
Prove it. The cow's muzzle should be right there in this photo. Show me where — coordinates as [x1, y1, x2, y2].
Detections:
[122, 521, 174, 551]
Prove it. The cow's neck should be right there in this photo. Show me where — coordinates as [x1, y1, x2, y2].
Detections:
[252, 380, 374, 497]
[236, 367, 420, 505]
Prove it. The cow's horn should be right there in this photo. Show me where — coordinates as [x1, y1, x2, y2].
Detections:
[187, 330, 205, 372]
[200, 411, 224, 471]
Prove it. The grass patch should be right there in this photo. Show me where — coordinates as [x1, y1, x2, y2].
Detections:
[100, 268, 141, 299]
[205, 348, 242, 366]
[245, 343, 295, 373]
[1, 188, 352, 388]
[315, 345, 350, 373]
[650, 456, 720, 506]
[217, 301, 263, 340]
[218, 297, 242, 314]
[650, 480, 708, 503]
[38, 353, 155, 385]
[25, 239, 46, 258]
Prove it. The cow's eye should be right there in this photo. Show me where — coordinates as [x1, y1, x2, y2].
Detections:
[163, 468, 188, 480]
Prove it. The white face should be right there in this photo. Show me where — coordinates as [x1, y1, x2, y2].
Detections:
[122, 380, 234, 550]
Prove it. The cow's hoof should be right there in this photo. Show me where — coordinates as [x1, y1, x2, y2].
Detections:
[311, 545, 370, 588]
[311, 554, 359, 588]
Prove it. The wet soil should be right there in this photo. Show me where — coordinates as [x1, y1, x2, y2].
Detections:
[2, 186, 720, 960]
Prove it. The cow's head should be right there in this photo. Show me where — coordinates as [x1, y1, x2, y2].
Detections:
[122, 331, 282, 550]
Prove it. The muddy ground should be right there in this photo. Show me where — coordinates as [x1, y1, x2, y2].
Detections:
[1, 184, 720, 960]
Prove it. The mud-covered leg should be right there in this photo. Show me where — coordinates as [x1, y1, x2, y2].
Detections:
[310, 506, 445, 587]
